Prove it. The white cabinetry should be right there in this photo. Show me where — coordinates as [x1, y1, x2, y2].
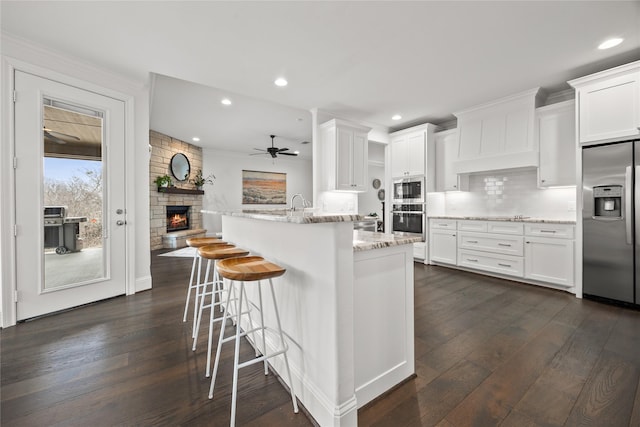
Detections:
[320, 119, 370, 192]
[569, 61, 640, 144]
[435, 129, 468, 192]
[453, 88, 541, 174]
[536, 100, 576, 187]
[429, 219, 457, 264]
[390, 124, 436, 190]
[524, 223, 574, 287]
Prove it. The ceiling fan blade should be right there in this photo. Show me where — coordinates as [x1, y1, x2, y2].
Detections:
[278, 152, 298, 156]
[43, 127, 80, 141]
[253, 148, 267, 151]
[277, 147, 289, 152]
[44, 131, 68, 145]
[249, 152, 268, 156]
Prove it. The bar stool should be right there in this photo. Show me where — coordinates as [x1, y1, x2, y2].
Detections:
[209, 256, 298, 426]
[182, 237, 226, 336]
[193, 245, 251, 377]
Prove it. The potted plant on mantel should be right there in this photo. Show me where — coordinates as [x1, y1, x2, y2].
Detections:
[190, 169, 216, 191]
[154, 174, 172, 190]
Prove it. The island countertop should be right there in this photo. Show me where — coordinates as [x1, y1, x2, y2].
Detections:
[201, 209, 362, 224]
[353, 230, 422, 252]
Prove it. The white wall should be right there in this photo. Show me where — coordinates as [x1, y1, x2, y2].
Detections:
[0, 35, 151, 326]
[201, 149, 313, 234]
[358, 141, 386, 218]
[439, 168, 576, 220]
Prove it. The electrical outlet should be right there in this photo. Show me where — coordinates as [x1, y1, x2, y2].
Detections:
[568, 200, 576, 212]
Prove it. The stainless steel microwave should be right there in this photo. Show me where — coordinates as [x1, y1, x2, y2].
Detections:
[393, 176, 424, 203]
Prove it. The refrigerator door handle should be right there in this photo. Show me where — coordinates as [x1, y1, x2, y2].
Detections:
[625, 166, 632, 244]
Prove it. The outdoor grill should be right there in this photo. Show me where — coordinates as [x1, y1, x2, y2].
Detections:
[44, 206, 87, 254]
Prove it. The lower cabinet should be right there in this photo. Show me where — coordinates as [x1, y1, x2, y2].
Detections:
[524, 236, 574, 287]
[429, 218, 575, 290]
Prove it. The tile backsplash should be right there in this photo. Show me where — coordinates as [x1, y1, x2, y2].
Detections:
[442, 168, 576, 220]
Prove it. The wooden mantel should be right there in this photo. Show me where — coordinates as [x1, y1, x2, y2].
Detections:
[157, 187, 204, 195]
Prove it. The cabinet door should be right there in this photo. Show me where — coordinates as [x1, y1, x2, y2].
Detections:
[336, 128, 354, 190]
[391, 136, 408, 178]
[524, 236, 574, 286]
[351, 131, 368, 191]
[578, 70, 640, 143]
[406, 131, 425, 176]
[430, 229, 457, 264]
[538, 101, 576, 187]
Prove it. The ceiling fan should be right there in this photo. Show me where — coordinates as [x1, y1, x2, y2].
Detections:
[251, 135, 298, 158]
[43, 127, 80, 145]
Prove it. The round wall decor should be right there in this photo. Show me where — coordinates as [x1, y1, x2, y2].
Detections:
[372, 178, 381, 189]
[377, 189, 385, 201]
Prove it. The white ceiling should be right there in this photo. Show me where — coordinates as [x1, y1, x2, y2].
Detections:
[2, 1, 640, 157]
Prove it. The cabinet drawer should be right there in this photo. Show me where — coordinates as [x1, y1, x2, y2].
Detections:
[457, 220, 487, 232]
[524, 223, 574, 239]
[487, 222, 524, 235]
[430, 219, 457, 230]
[457, 249, 524, 277]
[458, 231, 524, 256]
[413, 242, 426, 260]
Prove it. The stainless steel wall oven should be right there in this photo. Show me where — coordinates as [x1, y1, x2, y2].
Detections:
[391, 203, 426, 240]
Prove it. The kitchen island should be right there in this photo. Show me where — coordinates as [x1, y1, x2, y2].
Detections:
[203, 209, 419, 427]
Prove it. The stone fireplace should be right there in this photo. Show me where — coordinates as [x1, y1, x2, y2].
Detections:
[149, 130, 206, 250]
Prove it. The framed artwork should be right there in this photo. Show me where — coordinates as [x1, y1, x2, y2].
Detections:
[242, 170, 286, 204]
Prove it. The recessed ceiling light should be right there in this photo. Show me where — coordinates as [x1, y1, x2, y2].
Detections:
[392, 114, 402, 121]
[294, 150, 300, 155]
[221, 98, 232, 105]
[192, 137, 200, 142]
[274, 78, 288, 87]
[598, 37, 623, 50]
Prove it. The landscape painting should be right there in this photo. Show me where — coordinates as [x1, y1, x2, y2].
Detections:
[242, 170, 286, 204]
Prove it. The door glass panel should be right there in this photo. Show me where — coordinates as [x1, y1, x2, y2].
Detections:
[43, 103, 105, 291]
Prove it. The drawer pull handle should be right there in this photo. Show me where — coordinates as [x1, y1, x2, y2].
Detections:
[540, 230, 556, 233]
[439, 223, 449, 226]
[467, 240, 478, 243]
[498, 243, 512, 247]
[498, 263, 512, 267]
[467, 258, 478, 262]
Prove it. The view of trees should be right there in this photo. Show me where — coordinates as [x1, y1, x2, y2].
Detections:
[44, 167, 103, 248]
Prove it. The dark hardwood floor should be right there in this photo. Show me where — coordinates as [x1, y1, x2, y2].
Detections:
[2, 253, 640, 426]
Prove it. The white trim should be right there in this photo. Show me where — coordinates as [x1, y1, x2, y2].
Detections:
[135, 275, 152, 293]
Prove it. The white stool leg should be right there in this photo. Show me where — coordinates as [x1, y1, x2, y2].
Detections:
[230, 281, 245, 427]
[269, 278, 299, 413]
[192, 255, 203, 338]
[206, 270, 224, 378]
[182, 253, 198, 322]
[192, 259, 212, 351]
[241, 284, 260, 358]
[257, 281, 268, 375]
[209, 279, 234, 399]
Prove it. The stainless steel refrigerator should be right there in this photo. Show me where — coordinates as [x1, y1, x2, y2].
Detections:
[583, 140, 640, 305]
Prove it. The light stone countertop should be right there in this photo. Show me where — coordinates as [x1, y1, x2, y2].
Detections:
[353, 230, 422, 252]
[428, 215, 576, 224]
[201, 209, 363, 224]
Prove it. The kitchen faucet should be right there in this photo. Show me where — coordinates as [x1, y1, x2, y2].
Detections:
[290, 193, 310, 211]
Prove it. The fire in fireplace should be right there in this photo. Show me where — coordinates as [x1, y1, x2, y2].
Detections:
[166, 206, 190, 232]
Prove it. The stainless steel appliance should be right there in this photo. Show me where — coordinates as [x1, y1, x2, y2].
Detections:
[44, 206, 87, 254]
[582, 140, 640, 305]
[353, 218, 378, 232]
[393, 176, 424, 203]
[391, 203, 425, 240]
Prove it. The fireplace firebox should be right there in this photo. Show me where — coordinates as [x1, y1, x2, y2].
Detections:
[166, 206, 190, 232]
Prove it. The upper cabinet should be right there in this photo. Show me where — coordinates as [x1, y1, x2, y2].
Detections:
[453, 88, 542, 174]
[536, 100, 576, 187]
[390, 123, 437, 190]
[569, 61, 640, 144]
[435, 129, 468, 192]
[319, 119, 370, 192]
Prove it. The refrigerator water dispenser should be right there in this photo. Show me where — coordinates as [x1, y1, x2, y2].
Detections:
[593, 185, 623, 218]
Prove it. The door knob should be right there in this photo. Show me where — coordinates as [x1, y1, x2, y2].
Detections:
[116, 220, 126, 226]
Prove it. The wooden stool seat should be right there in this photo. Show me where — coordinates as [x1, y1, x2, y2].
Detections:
[198, 245, 249, 260]
[186, 237, 224, 248]
[216, 256, 286, 282]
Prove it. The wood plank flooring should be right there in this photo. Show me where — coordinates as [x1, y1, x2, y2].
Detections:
[2, 253, 640, 426]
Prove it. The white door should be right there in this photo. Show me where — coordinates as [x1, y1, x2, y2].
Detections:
[14, 70, 127, 320]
